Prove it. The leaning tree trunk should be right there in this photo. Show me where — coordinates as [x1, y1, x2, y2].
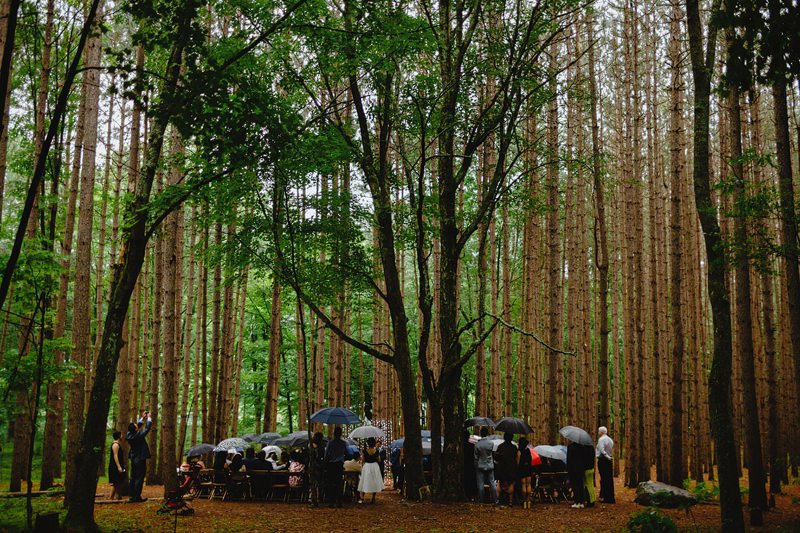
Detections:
[63, 1, 196, 524]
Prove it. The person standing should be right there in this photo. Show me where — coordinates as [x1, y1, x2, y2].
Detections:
[517, 437, 533, 508]
[358, 437, 384, 504]
[495, 432, 519, 507]
[308, 432, 326, 507]
[126, 411, 152, 502]
[108, 431, 127, 500]
[596, 426, 615, 503]
[582, 443, 597, 507]
[567, 440, 585, 508]
[324, 426, 348, 508]
[474, 427, 499, 505]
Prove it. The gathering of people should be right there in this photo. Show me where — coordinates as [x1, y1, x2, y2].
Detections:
[107, 413, 614, 510]
[465, 425, 615, 508]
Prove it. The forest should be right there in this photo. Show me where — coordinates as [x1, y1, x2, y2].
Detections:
[0, 0, 798, 530]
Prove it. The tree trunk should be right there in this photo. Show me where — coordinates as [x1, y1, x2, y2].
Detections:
[65, 1, 104, 499]
[685, 0, 744, 528]
[667, 0, 686, 486]
[263, 278, 282, 432]
[63, 2, 196, 523]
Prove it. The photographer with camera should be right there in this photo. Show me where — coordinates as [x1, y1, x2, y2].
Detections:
[126, 410, 152, 502]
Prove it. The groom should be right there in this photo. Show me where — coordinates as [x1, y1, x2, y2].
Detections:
[126, 411, 152, 502]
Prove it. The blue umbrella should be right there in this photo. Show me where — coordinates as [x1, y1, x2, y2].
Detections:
[309, 407, 362, 425]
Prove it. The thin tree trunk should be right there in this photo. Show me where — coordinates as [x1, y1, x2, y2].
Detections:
[65, 1, 104, 499]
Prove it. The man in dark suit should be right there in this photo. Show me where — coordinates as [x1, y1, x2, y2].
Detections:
[126, 411, 152, 502]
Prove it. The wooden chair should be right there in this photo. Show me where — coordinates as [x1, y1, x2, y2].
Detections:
[267, 471, 291, 502]
[195, 469, 215, 499]
[247, 470, 272, 501]
[225, 471, 250, 501]
[208, 470, 228, 501]
[343, 471, 360, 502]
[287, 471, 307, 502]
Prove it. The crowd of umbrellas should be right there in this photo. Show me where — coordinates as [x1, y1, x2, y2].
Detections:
[185, 409, 592, 464]
[185, 407, 377, 458]
[466, 417, 595, 464]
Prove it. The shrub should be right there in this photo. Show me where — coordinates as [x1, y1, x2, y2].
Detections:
[627, 507, 678, 533]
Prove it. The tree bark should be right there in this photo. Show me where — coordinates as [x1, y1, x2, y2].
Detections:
[65, 1, 104, 500]
[63, 1, 197, 524]
[685, 0, 745, 528]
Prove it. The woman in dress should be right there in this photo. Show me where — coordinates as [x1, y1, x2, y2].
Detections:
[517, 437, 533, 507]
[358, 437, 384, 503]
[108, 430, 126, 500]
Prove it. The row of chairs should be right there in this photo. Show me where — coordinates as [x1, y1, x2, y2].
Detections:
[189, 469, 307, 502]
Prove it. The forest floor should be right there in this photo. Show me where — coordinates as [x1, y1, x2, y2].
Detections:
[2, 473, 800, 532]
[91, 474, 800, 532]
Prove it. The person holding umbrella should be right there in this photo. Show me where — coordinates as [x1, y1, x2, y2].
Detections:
[474, 427, 499, 505]
[358, 437, 384, 503]
[324, 426, 348, 508]
[308, 432, 326, 507]
[495, 432, 519, 506]
[567, 439, 586, 508]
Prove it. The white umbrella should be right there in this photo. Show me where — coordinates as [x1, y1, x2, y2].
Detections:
[263, 445, 282, 457]
[349, 425, 385, 439]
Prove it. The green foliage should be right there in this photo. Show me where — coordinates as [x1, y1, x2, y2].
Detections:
[683, 479, 720, 503]
[627, 507, 678, 533]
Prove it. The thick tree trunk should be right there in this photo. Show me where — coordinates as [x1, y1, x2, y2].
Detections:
[685, 0, 744, 528]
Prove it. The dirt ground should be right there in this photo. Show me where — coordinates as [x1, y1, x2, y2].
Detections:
[89, 474, 800, 533]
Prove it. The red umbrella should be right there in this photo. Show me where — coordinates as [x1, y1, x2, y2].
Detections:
[529, 447, 542, 467]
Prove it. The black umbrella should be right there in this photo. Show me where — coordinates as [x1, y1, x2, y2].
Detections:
[184, 443, 215, 457]
[256, 432, 282, 444]
[465, 416, 495, 427]
[238, 433, 258, 442]
[494, 417, 533, 434]
[273, 431, 311, 448]
[310, 407, 362, 425]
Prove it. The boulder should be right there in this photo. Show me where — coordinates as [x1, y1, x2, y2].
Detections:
[634, 481, 697, 508]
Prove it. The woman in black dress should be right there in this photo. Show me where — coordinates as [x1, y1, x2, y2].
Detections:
[108, 431, 127, 499]
[517, 437, 533, 507]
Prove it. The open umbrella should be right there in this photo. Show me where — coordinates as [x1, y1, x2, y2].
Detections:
[464, 416, 495, 427]
[495, 417, 533, 434]
[263, 445, 282, 457]
[310, 407, 362, 425]
[349, 425, 385, 439]
[534, 445, 567, 462]
[214, 437, 248, 452]
[184, 443, 214, 457]
[238, 433, 258, 442]
[256, 432, 282, 444]
[273, 431, 311, 448]
[559, 425, 593, 446]
[529, 448, 542, 466]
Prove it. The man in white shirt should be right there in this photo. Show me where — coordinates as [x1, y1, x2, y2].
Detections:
[595, 426, 615, 503]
